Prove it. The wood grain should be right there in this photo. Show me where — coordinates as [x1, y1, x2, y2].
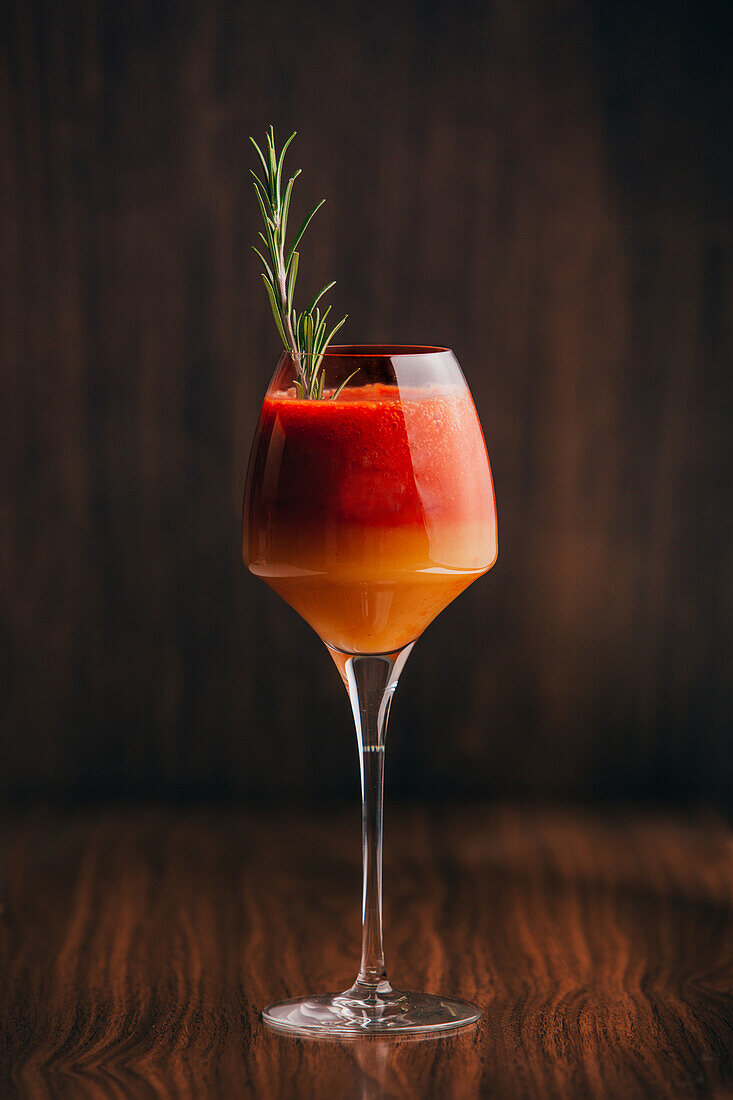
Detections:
[0, 0, 731, 803]
[0, 805, 731, 1097]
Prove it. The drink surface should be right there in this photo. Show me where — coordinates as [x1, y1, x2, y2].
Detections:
[244, 382, 497, 653]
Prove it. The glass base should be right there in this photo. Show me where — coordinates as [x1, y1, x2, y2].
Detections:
[262, 984, 481, 1037]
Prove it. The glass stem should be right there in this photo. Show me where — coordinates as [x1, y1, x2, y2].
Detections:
[338, 645, 414, 997]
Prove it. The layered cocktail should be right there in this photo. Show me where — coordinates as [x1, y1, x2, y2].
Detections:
[245, 350, 497, 655]
[244, 346, 497, 1037]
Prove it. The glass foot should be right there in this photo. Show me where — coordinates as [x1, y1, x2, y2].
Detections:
[262, 984, 481, 1037]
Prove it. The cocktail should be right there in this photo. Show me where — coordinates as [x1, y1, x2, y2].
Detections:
[244, 346, 497, 1035]
[243, 131, 497, 1036]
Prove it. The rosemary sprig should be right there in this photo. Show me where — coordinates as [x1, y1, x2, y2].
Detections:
[250, 127, 354, 399]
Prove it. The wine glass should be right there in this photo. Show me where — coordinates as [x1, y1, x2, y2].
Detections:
[243, 345, 497, 1036]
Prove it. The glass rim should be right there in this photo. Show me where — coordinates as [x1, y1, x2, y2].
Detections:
[299, 344, 452, 358]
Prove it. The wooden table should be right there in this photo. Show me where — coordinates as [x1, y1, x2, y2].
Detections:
[0, 805, 731, 1098]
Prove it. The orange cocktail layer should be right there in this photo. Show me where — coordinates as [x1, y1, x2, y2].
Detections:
[245, 384, 497, 653]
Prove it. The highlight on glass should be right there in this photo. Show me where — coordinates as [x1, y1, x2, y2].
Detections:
[243, 345, 497, 1036]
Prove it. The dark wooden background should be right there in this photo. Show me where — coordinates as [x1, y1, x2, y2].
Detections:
[1, 0, 730, 806]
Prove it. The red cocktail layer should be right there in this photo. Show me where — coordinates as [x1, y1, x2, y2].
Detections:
[245, 384, 497, 653]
